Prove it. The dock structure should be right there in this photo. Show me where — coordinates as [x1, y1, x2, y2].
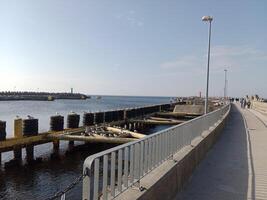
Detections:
[80, 98, 267, 200]
[0, 102, 185, 167]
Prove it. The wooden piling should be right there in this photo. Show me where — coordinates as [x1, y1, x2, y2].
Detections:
[13, 119, 22, 161]
[13, 145, 22, 160]
[22, 118, 38, 163]
[25, 145, 34, 162]
[95, 112, 104, 124]
[14, 118, 23, 138]
[117, 110, 124, 121]
[83, 113, 94, 126]
[0, 120, 7, 165]
[67, 113, 80, 150]
[0, 120, 6, 140]
[104, 111, 114, 123]
[50, 115, 64, 154]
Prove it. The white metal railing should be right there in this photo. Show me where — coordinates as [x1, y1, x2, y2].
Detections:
[82, 104, 230, 200]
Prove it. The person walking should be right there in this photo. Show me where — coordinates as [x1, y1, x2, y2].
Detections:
[247, 100, 251, 109]
[240, 98, 244, 108]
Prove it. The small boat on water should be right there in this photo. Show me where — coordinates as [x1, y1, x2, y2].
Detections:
[96, 96, 102, 100]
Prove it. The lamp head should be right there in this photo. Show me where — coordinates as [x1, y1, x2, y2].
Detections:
[202, 16, 213, 22]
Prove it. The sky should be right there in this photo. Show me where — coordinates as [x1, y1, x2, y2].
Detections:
[0, 0, 266, 97]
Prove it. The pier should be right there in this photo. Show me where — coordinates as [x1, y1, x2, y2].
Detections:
[80, 98, 267, 200]
[0, 97, 239, 199]
[176, 103, 267, 200]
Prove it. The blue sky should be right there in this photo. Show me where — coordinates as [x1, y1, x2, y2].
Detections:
[0, 0, 266, 97]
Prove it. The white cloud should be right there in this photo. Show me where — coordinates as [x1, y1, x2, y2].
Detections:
[161, 55, 203, 70]
[211, 45, 267, 58]
[115, 10, 144, 27]
[160, 45, 267, 72]
[211, 45, 267, 71]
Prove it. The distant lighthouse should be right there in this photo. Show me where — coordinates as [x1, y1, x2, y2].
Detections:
[71, 88, 73, 94]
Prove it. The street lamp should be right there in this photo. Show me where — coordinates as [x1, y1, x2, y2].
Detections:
[224, 69, 227, 100]
[202, 15, 213, 114]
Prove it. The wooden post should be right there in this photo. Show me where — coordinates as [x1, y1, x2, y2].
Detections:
[0, 120, 7, 165]
[67, 113, 80, 150]
[22, 118, 38, 163]
[50, 115, 64, 154]
[13, 145, 22, 161]
[13, 119, 22, 161]
[14, 118, 23, 138]
[53, 140, 60, 153]
[26, 145, 34, 162]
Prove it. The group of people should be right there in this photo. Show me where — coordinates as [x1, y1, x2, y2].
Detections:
[240, 98, 251, 109]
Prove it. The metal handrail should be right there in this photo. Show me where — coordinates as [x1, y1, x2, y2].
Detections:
[83, 104, 230, 200]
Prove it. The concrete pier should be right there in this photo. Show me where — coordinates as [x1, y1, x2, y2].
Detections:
[176, 104, 267, 200]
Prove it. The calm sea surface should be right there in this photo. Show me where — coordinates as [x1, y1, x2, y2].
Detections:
[0, 96, 171, 200]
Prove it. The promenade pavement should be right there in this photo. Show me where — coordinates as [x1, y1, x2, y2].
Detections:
[175, 103, 267, 200]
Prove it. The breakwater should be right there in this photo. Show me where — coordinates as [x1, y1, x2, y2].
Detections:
[0, 91, 88, 101]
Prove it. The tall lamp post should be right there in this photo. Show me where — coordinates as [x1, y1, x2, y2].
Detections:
[224, 69, 227, 100]
[202, 15, 213, 114]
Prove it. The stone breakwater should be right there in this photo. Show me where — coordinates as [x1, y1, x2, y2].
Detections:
[0, 91, 88, 101]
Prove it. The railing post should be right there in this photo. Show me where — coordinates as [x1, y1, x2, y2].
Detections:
[82, 167, 90, 200]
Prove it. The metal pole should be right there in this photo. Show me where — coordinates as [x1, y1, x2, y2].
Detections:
[224, 69, 227, 100]
[205, 20, 212, 114]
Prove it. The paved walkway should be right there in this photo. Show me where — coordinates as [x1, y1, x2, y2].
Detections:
[175, 104, 267, 200]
